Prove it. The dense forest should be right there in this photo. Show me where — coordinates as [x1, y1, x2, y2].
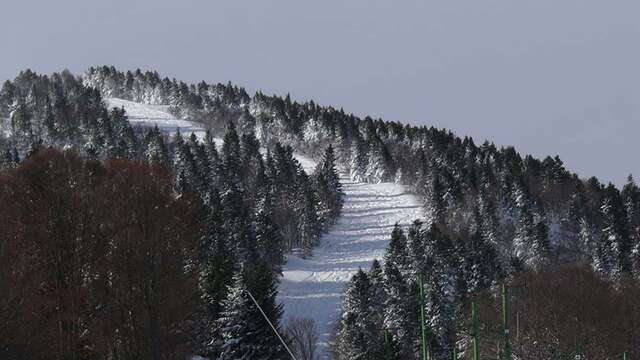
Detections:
[1, 66, 639, 359]
[0, 69, 343, 359]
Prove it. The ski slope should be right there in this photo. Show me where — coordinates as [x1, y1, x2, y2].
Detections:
[106, 98, 208, 140]
[106, 98, 425, 358]
[278, 175, 424, 358]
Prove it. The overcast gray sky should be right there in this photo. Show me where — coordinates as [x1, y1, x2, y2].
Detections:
[1, 0, 638, 186]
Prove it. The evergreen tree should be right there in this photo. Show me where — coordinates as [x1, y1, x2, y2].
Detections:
[198, 190, 236, 357]
[314, 144, 344, 227]
[424, 167, 446, 227]
[217, 262, 287, 360]
[255, 193, 285, 272]
[368, 260, 386, 331]
[335, 269, 384, 360]
[407, 220, 426, 275]
[383, 256, 419, 359]
[216, 272, 259, 360]
[203, 129, 222, 188]
[385, 224, 411, 276]
[422, 225, 458, 360]
[10, 97, 34, 147]
[350, 138, 368, 182]
[244, 261, 289, 360]
[599, 185, 630, 279]
[621, 175, 640, 279]
[144, 126, 169, 165]
[188, 132, 209, 193]
[465, 208, 501, 293]
[366, 141, 391, 183]
[221, 123, 242, 188]
[512, 181, 548, 271]
[298, 172, 320, 258]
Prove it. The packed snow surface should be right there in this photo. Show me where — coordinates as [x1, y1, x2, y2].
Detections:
[107, 98, 426, 358]
[106, 98, 208, 139]
[278, 170, 425, 357]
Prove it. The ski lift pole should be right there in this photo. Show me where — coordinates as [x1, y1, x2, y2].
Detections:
[502, 284, 512, 360]
[418, 274, 430, 360]
[384, 329, 392, 360]
[452, 338, 458, 360]
[245, 289, 298, 360]
[471, 301, 480, 360]
[623, 351, 628, 360]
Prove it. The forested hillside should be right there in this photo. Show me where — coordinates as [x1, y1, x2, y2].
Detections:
[1, 66, 639, 359]
[0, 69, 343, 359]
[80, 66, 640, 277]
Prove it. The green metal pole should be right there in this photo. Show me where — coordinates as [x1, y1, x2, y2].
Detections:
[575, 343, 582, 360]
[502, 284, 512, 360]
[452, 338, 457, 360]
[623, 351, 628, 360]
[384, 329, 392, 360]
[419, 274, 429, 360]
[471, 301, 479, 360]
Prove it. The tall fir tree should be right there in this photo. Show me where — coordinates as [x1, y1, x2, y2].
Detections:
[335, 269, 384, 360]
[314, 144, 344, 227]
[298, 171, 320, 258]
[254, 192, 285, 273]
[350, 138, 369, 182]
[383, 251, 419, 359]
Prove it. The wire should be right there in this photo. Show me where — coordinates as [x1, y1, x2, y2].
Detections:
[245, 289, 298, 360]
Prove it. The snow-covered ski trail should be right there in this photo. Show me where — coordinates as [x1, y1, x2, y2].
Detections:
[106, 98, 208, 140]
[106, 98, 426, 359]
[278, 169, 425, 358]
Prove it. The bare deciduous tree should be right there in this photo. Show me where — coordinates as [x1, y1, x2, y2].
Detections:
[286, 317, 319, 360]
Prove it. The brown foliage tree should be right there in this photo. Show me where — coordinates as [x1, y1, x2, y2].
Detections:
[468, 266, 640, 359]
[0, 149, 202, 360]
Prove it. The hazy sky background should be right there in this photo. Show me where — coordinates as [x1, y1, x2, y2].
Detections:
[1, 0, 638, 186]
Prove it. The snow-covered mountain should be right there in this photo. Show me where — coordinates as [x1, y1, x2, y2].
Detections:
[105, 98, 424, 358]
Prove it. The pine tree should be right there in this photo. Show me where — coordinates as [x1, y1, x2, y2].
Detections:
[599, 185, 630, 279]
[144, 126, 169, 165]
[350, 138, 368, 182]
[216, 272, 258, 360]
[622, 175, 640, 279]
[382, 257, 419, 359]
[512, 180, 548, 271]
[244, 261, 289, 360]
[407, 220, 426, 275]
[221, 123, 242, 189]
[298, 172, 320, 258]
[335, 269, 384, 360]
[424, 166, 446, 227]
[255, 193, 285, 272]
[368, 260, 386, 328]
[366, 141, 391, 183]
[314, 144, 344, 227]
[422, 225, 458, 360]
[385, 224, 411, 276]
[188, 132, 209, 193]
[465, 207, 500, 293]
[198, 190, 236, 357]
[173, 131, 198, 194]
[203, 129, 222, 188]
[10, 97, 34, 148]
[42, 96, 57, 142]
